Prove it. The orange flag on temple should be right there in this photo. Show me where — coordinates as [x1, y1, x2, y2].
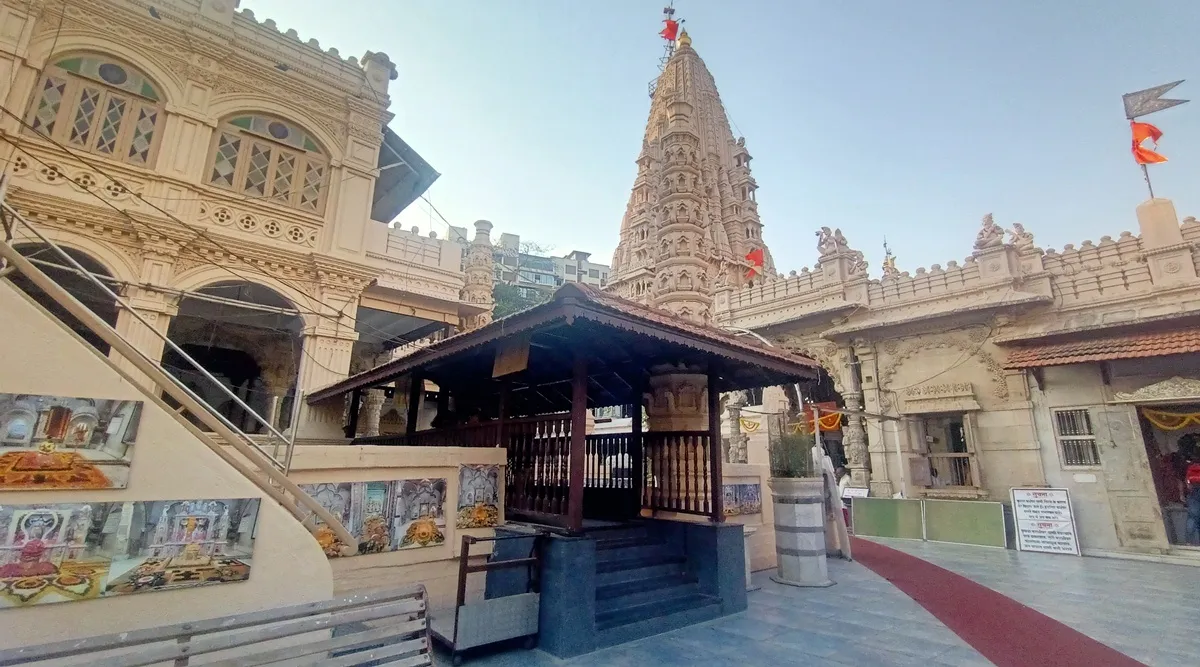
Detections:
[660, 19, 680, 41]
[1131, 121, 1169, 164]
[745, 248, 765, 279]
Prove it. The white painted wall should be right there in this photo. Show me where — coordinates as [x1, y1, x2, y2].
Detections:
[0, 283, 333, 649]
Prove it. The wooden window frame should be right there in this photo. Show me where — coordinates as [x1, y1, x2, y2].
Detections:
[24, 58, 166, 168]
[205, 115, 330, 216]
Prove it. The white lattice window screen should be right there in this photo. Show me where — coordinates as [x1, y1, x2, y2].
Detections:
[25, 57, 164, 167]
[1052, 408, 1102, 467]
[206, 115, 328, 214]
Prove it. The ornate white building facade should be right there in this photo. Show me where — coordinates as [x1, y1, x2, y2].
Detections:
[611, 29, 1200, 560]
[0, 0, 494, 438]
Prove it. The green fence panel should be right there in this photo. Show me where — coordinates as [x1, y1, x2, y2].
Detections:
[851, 497, 924, 539]
[922, 499, 1007, 548]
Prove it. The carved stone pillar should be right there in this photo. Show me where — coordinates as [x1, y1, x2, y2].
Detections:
[462, 220, 496, 331]
[644, 364, 709, 432]
[725, 391, 749, 464]
[842, 393, 869, 487]
[645, 364, 711, 508]
[294, 327, 358, 439]
[112, 286, 178, 391]
[358, 389, 386, 437]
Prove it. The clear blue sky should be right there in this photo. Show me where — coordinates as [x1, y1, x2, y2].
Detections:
[247, 0, 1199, 274]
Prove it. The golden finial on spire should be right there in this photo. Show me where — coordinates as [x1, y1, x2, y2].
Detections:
[677, 29, 692, 49]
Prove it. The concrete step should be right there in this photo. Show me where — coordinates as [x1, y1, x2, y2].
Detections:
[594, 541, 675, 564]
[594, 554, 686, 587]
[595, 594, 724, 647]
[595, 577, 701, 615]
[583, 524, 651, 542]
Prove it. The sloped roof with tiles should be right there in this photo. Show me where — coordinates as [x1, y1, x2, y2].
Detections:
[308, 282, 819, 408]
[1004, 328, 1200, 369]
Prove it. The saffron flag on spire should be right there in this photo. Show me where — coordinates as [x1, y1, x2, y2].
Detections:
[745, 247, 765, 279]
[660, 19, 680, 41]
[1131, 121, 1168, 164]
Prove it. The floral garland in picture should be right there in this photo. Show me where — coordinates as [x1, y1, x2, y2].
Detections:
[1141, 408, 1200, 431]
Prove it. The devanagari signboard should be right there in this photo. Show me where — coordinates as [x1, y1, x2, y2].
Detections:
[1009, 487, 1081, 556]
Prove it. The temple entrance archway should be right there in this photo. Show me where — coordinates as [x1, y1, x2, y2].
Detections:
[10, 243, 119, 354]
[164, 280, 302, 434]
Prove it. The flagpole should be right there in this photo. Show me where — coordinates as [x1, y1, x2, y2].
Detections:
[1141, 164, 1155, 199]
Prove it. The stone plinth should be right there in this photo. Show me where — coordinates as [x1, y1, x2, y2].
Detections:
[767, 477, 834, 588]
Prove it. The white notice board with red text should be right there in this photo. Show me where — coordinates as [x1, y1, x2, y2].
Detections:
[1009, 487, 1081, 556]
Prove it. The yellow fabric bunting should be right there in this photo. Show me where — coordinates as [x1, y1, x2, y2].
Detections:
[739, 418, 761, 433]
[1141, 408, 1200, 431]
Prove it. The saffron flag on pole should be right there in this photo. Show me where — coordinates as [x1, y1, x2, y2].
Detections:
[1131, 121, 1169, 164]
[660, 19, 680, 41]
[745, 247, 765, 279]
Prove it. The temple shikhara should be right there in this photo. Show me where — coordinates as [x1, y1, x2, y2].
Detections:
[608, 29, 775, 323]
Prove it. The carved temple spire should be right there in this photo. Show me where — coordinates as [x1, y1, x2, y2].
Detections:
[608, 28, 776, 324]
[462, 220, 496, 331]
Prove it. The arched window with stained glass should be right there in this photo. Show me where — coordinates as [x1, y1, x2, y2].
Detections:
[24, 54, 165, 166]
[207, 114, 329, 214]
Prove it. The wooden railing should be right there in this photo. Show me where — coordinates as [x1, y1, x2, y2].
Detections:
[926, 452, 978, 487]
[0, 585, 430, 666]
[642, 431, 713, 517]
[504, 414, 573, 526]
[584, 432, 634, 489]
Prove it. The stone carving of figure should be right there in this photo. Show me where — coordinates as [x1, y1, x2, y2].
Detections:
[848, 250, 868, 276]
[714, 266, 729, 288]
[1009, 222, 1035, 250]
[881, 254, 900, 278]
[816, 227, 851, 257]
[974, 213, 1005, 250]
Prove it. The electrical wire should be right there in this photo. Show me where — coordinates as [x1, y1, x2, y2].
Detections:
[0, 129, 434, 350]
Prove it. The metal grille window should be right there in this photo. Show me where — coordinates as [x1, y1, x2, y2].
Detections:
[1052, 409, 1102, 466]
[25, 55, 165, 167]
[207, 114, 329, 214]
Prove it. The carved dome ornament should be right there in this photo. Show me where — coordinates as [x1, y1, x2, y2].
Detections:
[878, 331, 1008, 400]
[1113, 377, 1200, 403]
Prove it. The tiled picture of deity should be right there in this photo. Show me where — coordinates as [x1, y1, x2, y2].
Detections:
[103, 498, 260, 596]
[737, 483, 763, 515]
[0, 502, 122, 608]
[299, 482, 353, 557]
[0, 394, 142, 490]
[722, 483, 764, 517]
[394, 478, 447, 549]
[355, 482, 394, 555]
[456, 464, 500, 529]
[0, 498, 259, 607]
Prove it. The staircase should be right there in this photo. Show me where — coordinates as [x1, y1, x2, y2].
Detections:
[0, 194, 357, 554]
[590, 523, 724, 647]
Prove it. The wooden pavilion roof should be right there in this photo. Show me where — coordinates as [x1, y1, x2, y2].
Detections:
[308, 283, 820, 416]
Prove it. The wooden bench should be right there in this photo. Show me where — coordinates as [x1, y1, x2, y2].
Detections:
[0, 585, 431, 667]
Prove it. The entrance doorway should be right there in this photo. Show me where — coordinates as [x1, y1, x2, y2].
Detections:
[1137, 404, 1200, 547]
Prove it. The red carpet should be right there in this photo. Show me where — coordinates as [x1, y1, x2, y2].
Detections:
[851, 538, 1146, 667]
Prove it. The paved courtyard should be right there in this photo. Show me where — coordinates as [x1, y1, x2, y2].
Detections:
[434, 540, 1200, 666]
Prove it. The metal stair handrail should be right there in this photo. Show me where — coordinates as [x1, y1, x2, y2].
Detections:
[0, 199, 357, 555]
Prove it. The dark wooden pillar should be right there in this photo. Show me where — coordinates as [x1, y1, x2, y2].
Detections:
[497, 380, 511, 448]
[707, 360, 724, 522]
[568, 352, 588, 532]
[405, 372, 423, 438]
[344, 389, 362, 439]
[630, 374, 644, 516]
